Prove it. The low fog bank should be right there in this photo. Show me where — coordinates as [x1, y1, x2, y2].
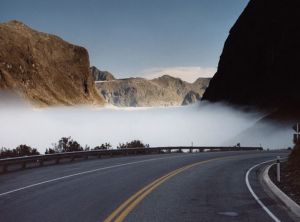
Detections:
[224, 121, 293, 149]
[0, 94, 293, 153]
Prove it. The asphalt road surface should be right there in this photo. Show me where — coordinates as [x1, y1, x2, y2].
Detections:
[0, 151, 296, 222]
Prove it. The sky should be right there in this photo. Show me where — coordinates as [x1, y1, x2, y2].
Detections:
[0, 0, 249, 80]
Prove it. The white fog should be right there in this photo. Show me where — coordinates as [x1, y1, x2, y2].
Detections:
[0, 93, 293, 153]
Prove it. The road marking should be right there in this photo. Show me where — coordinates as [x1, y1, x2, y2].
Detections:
[245, 159, 281, 222]
[104, 157, 227, 222]
[0, 154, 200, 197]
[103, 169, 178, 222]
[217, 212, 239, 217]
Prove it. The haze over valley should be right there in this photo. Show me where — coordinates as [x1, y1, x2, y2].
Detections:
[0, 91, 293, 153]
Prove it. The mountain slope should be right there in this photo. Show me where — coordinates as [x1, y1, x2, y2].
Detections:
[95, 75, 210, 107]
[90, 66, 115, 81]
[202, 0, 300, 119]
[0, 20, 104, 106]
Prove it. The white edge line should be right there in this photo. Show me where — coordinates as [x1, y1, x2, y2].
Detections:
[245, 159, 281, 222]
[0, 154, 196, 197]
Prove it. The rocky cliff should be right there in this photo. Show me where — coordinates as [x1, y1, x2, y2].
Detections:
[0, 20, 104, 106]
[202, 0, 300, 119]
[90, 66, 115, 81]
[95, 74, 210, 107]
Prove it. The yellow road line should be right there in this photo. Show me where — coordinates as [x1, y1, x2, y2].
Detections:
[103, 170, 177, 222]
[114, 164, 198, 222]
[104, 157, 227, 222]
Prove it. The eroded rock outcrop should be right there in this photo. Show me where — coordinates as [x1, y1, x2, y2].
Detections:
[182, 91, 200, 105]
[90, 66, 115, 81]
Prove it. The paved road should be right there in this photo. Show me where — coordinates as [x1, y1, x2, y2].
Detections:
[0, 151, 296, 222]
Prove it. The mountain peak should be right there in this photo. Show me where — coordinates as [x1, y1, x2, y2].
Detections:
[5, 20, 30, 29]
[7, 20, 25, 25]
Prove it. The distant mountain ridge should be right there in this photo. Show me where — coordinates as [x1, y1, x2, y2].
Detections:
[0, 20, 104, 106]
[93, 66, 210, 107]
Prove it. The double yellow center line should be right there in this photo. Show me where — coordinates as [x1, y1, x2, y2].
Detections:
[104, 157, 226, 222]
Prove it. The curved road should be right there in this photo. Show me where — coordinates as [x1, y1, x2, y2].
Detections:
[0, 151, 296, 222]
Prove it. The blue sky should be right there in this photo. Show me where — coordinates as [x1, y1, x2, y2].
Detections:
[0, 0, 249, 80]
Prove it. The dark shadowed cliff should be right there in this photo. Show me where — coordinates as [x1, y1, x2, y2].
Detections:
[0, 20, 104, 106]
[202, 0, 300, 120]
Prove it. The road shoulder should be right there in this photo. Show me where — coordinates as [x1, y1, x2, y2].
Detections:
[262, 164, 300, 219]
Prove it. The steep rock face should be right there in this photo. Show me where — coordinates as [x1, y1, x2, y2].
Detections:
[96, 75, 210, 107]
[90, 66, 115, 81]
[0, 20, 104, 106]
[202, 0, 300, 115]
[182, 91, 200, 105]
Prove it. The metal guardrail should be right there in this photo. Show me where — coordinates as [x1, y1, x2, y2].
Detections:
[0, 146, 263, 173]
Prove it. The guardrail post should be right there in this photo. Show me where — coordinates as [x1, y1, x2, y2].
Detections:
[21, 161, 26, 169]
[56, 158, 60, 164]
[189, 148, 192, 153]
[2, 164, 7, 173]
[277, 156, 281, 183]
[39, 160, 44, 166]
